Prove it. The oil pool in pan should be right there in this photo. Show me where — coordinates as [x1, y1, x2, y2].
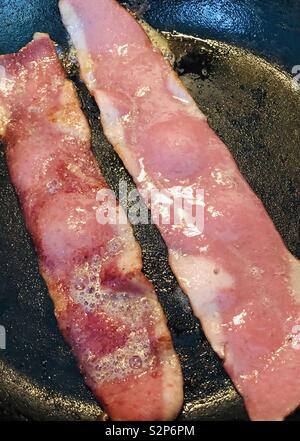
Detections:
[0, 4, 299, 422]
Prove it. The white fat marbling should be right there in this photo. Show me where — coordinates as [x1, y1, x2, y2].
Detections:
[95, 91, 126, 148]
[169, 252, 234, 357]
[289, 255, 300, 304]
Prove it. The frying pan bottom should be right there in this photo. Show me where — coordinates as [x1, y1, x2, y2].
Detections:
[0, 32, 299, 420]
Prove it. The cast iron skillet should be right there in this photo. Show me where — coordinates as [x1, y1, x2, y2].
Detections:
[0, 0, 299, 421]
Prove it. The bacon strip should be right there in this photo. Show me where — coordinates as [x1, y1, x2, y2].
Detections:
[59, 0, 300, 420]
[0, 33, 183, 421]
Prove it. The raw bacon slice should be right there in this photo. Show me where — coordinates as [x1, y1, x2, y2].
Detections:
[0, 33, 183, 421]
[59, 0, 300, 421]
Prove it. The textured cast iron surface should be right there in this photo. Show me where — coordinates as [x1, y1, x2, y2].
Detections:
[128, 0, 300, 72]
[0, 0, 299, 421]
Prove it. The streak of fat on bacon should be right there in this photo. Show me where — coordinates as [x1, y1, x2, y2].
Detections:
[59, 0, 300, 421]
[0, 33, 183, 421]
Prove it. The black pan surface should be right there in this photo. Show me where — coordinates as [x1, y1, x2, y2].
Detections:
[0, 0, 299, 421]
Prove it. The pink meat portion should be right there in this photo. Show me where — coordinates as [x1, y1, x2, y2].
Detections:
[59, 0, 300, 420]
[0, 34, 183, 421]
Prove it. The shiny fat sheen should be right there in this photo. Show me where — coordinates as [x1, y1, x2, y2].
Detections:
[59, 0, 300, 421]
[0, 34, 183, 421]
